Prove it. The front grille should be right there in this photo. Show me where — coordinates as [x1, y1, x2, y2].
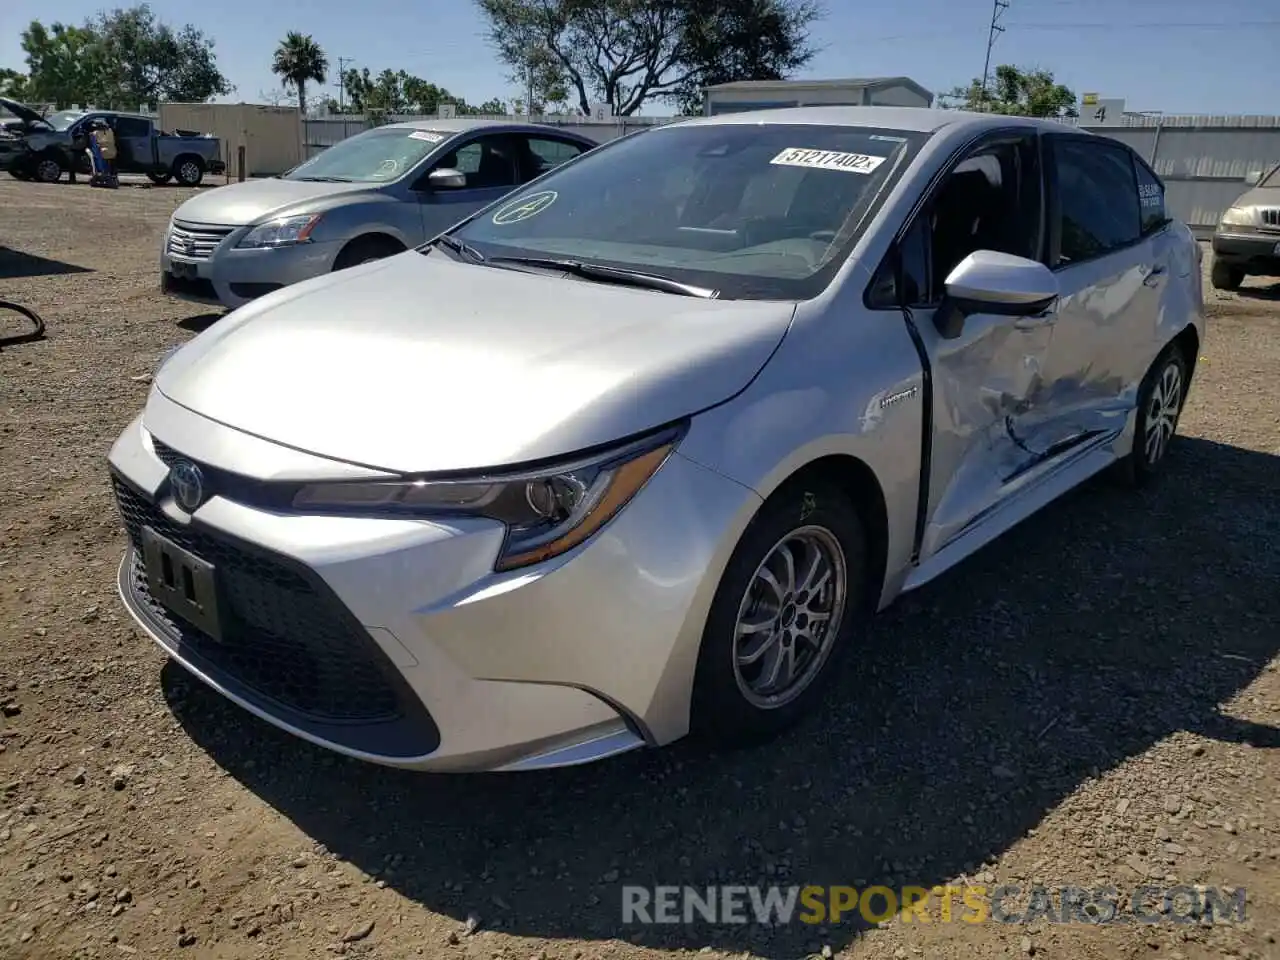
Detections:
[167, 220, 234, 261]
[1260, 209, 1280, 229]
[113, 475, 403, 725]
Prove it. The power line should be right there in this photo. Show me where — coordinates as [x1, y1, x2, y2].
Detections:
[1007, 20, 1280, 30]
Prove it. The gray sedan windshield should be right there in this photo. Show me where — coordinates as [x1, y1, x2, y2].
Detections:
[448, 123, 927, 300]
[285, 127, 450, 183]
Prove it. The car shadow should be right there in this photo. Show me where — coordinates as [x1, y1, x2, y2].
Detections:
[1238, 280, 1280, 301]
[0, 245, 92, 280]
[176, 313, 223, 333]
[163, 435, 1280, 958]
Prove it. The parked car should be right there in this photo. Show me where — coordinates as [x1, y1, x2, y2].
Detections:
[1210, 161, 1280, 290]
[109, 106, 1204, 773]
[0, 98, 225, 185]
[158, 119, 600, 310]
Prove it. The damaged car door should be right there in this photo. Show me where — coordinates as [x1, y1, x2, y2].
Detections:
[894, 130, 1059, 556]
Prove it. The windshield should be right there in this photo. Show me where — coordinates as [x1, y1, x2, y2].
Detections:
[446, 122, 927, 300]
[45, 111, 84, 131]
[284, 126, 451, 183]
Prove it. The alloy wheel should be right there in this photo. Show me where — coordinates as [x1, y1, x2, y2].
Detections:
[36, 158, 61, 183]
[1144, 360, 1183, 465]
[732, 525, 847, 710]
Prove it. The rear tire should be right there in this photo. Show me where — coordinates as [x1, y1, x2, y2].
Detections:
[147, 171, 173, 185]
[1115, 346, 1189, 488]
[1210, 260, 1244, 291]
[332, 236, 404, 271]
[173, 157, 204, 186]
[691, 478, 868, 746]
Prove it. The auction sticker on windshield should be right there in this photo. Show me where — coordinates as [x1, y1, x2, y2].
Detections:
[408, 130, 446, 143]
[770, 148, 886, 174]
[492, 190, 558, 225]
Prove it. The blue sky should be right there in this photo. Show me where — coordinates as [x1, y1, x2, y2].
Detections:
[1, 0, 1276, 116]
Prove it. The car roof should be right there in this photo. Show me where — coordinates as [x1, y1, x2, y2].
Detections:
[665, 106, 1078, 136]
[383, 117, 595, 140]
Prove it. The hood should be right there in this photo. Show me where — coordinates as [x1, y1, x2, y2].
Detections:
[154, 252, 795, 473]
[172, 176, 375, 226]
[1230, 186, 1280, 212]
[0, 97, 48, 128]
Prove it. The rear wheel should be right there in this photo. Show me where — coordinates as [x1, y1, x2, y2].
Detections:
[691, 479, 868, 745]
[147, 171, 173, 185]
[1116, 346, 1189, 488]
[1210, 260, 1244, 291]
[332, 235, 404, 271]
[173, 157, 204, 186]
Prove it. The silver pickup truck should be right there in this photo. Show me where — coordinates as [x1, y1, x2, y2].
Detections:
[0, 98, 225, 185]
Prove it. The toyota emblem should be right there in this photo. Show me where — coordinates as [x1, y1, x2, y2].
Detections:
[168, 460, 205, 513]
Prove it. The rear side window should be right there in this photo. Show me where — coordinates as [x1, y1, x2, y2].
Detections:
[1134, 159, 1167, 234]
[114, 117, 152, 138]
[1052, 137, 1141, 265]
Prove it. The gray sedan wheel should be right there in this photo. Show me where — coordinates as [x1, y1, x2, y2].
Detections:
[692, 478, 867, 745]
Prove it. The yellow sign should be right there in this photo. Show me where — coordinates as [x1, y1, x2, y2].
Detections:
[1082, 93, 1099, 106]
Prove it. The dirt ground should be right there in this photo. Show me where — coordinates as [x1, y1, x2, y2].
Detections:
[2, 176, 1279, 960]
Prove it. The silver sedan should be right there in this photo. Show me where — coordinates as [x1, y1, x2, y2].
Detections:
[111, 106, 1204, 772]
[158, 118, 599, 310]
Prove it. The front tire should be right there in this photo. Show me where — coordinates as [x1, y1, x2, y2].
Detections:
[1210, 260, 1244, 291]
[34, 153, 64, 183]
[691, 479, 867, 745]
[1117, 346, 1189, 487]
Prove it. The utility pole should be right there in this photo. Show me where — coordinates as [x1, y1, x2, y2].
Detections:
[335, 57, 353, 112]
[525, 60, 535, 118]
[980, 0, 1009, 112]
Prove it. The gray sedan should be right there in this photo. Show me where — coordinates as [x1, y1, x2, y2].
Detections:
[159, 118, 598, 309]
[113, 106, 1204, 772]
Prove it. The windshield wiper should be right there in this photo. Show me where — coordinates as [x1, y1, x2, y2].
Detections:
[486, 256, 718, 299]
[292, 175, 355, 182]
[430, 234, 486, 262]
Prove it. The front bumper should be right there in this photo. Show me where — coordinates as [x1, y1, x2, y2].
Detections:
[107, 396, 761, 772]
[159, 223, 343, 310]
[1211, 232, 1280, 273]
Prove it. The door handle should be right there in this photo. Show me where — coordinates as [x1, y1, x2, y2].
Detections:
[1143, 265, 1167, 286]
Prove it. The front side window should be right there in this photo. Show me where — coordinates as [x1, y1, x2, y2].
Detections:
[1052, 137, 1141, 265]
[433, 135, 519, 189]
[285, 127, 451, 183]
[446, 123, 928, 300]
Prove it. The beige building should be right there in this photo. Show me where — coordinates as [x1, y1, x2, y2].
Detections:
[703, 77, 934, 115]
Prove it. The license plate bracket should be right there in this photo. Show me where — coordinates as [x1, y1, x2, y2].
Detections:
[140, 525, 223, 641]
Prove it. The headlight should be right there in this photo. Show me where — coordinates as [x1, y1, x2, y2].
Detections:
[1219, 207, 1255, 228]
[291, 426, 683, 571]
[236, 214, 321, 248]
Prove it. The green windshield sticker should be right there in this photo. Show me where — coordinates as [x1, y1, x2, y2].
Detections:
[492, 190, 558, 225]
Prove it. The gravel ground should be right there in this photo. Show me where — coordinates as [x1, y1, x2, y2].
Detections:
[2, 177, 1279, 960]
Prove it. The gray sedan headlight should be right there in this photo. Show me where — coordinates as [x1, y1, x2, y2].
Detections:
[236, 214, 321, 249]
[291, 427, 682, 571]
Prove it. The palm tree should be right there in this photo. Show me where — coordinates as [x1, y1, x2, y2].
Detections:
[271, 32, 328, 116]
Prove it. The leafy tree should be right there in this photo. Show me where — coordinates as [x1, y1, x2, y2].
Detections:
[475, 0, 820, 116]
[0, 68, 33, 101]
[272, 32, 328, 116]
[939, 64, 1077, 119]
[340, 67, 475, 120]
[20, 5, 231, 108]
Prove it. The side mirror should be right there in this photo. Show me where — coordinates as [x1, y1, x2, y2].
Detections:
[426, 167, 467, 190]
[1243, 171, 1262, 186]
[935, 250, 1059, 338]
